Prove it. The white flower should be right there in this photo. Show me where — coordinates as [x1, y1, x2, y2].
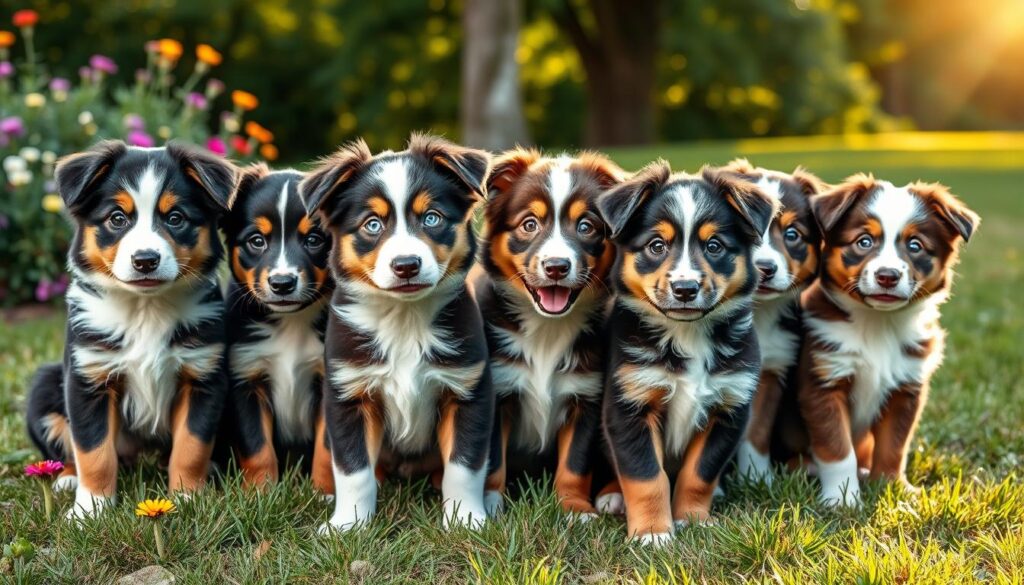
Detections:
[3, 155, 27, 174]
[25, 93, 46, 108]
[9, 169, 34, 186]
[41, 151, 57, 165]
[19, 147, 41, 163]
[78, 111, 94, 125]
[223, 116, 240, 133]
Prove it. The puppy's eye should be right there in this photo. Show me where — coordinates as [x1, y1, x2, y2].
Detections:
[706, 237, 724, 256]
[108, 211, 129, 230]
[304, 233, 325, 250]
[520, 217, 539, 234]
[423, 210, 443, 228]
[647, 238, 666, 256]
[166, 211, 185, 228]
[363, 217, 384, 235]
[577, 219, 595, 236]
[856, 235, 874, 250]
[248, 234, 267, 252]
[907, 237, 924, 254]
[784, 227, 801, 243]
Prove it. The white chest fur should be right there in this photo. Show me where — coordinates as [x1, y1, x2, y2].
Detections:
[805, 296, 945, 434]
[231, 302, 325, 443]
[753, 295, 800, 376]
[67, 281, 224, 437]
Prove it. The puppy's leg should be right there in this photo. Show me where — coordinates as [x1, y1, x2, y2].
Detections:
[65, 370, 118, 520]
[554, 398, 600, 516]
[232, 380, 278, 488]
[870, 383, 925, 492]
[737, 372, 782, 484]
[27, 364, 78, 491]
[321, 396, 384, 533]
[798, 361, 858, 507]
[311, 408, 335, 496]
[168, 367, 227, 493]
[483, 402, 510, 517]
[437, 369, 493, 531]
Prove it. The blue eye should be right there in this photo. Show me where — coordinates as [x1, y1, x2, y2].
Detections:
[784, 227, 801, 243]
[577, 219, 595, 236]
[423, 210, 443, 228]
[363, 217, 384, 235]
[907, 237, 923, 254]
[856, 235, 874, 250]
[706, 238, 724, 256]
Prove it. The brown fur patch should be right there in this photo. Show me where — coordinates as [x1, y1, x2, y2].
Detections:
[528, 199, 548, 219]
[488, 148, 542, 195]
[412, 191, 433, 215]
[74, 394, 118, 497]
[254, 216, 273, 235]
[698, 222, 718, 241]
[654, 220, 676, 242]
[311, 412, 335, 495]
[81, 226, 116, 277]
[554, 412, 596, 514]
[298, 216, 314, 236]
[113, 192, 135, 214]
[239, 401, 279, 488]
[168, 381, 214, 492]
[158, 192, 178, 215]
[567, 200, 587, 222]
[870, 386, 924, 481]
[672, 426, 715, 523]
[368, 196, 389, 218]
[620, 475, 672, 537]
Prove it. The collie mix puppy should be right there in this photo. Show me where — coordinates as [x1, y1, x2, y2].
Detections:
[26, 140, 237, 519]
[798, 175, 978, 507]
[721, 159, 825, 483]
[222, 164, 334, 489]
[474, 149, 622, 515]
[596, 162, 776, 543]
[301, 135, 493, 532]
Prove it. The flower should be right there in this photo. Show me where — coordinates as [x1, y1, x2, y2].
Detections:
[245, 121, 274, 144]
[41, 194, 62, 213]
[231, 135, 251, 156]
[231, 90, 259, 111]
[136, 498, 176, 519]
[48, 77, 70, 92]
[259, 144, 279, 161]
[19, 147, 40, 163]
[185, 92, 208, 110]
[3, 155, 26, 173]
[78, 66, 92, 80]
[89, 54, 118, 75]
[127, 130, 155, 147]
[123, 113, 145, 131]
[135, 68, 151, 84]
[0, 31, 14, 48]
[78, 111, 94, 126]
[145, 40, 159, 54]
[24, 92, 45, 108]
[158, 126, 172, 140]
[222, 113, 240, 133]
[12, 10, 39, 29]
[0, 117, 25, 137]
[41, 151, 56, 165]
[35, 278, 51, 301]
[9, 169, 32, 186]
[0, 61, 12, 78]
[157, 38, 183, 62]
[205, 78, 225, 98]
[206, 136, 226, 156]
[196, 44, 222, 67]
[24, 460, 63, 478]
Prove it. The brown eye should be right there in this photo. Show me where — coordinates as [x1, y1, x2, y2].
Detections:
[248, 234, 267, 252]
[166, 211, 185, 228]
[647, 238, 666, 256]
[108, 211, 129, 230]
[521, 217, 539, 233]
[705, 237, 724, 256]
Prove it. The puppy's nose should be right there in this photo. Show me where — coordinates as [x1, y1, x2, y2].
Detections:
[542, 258, 571, 280]
[131, 250, 160, 274]
[875, 268, 901, 288]
[755, 260, 778, 280]
[268, 274, 297, 295]
[391, 255, 421, 279]
[671, 279, 700, 303]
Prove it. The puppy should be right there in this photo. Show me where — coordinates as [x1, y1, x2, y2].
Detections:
[596, 162, 776, 543]
[25, 140, 237, 519]
[221, 164, 334, 490]
[798, 175, 978, 507]
[300, 135, 493, 532]
[721, 159, 825, 483]
[474, 149, 622, 515]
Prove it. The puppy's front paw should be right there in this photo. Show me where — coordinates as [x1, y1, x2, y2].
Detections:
[442, 501, 487, 531]
[673, 516, 715, 530]
[595, 492, 625, 515]
[65, 491, 113, 522]
[819, 485, 861, 508]
[52, 474, 78, 492]
[632, 532, 673, 547]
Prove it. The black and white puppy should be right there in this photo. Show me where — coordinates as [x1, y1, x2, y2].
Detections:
[596, 162, 776, 543]
[222, 164, 334, 490]
[301, 134, 493, 532]
[26, 140, 237, 519]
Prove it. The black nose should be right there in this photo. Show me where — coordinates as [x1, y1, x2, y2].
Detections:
[131, 250, 160, 274]
[391, 255, 421, 279]
[542, 258, 571, 280]
[671, 279, 700, 302]
[268, 274, 297, 295]
[755, 260, 778, 280]
[875, 268, 901, 288]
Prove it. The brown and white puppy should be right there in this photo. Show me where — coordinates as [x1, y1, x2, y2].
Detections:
[474, 149, 622, 515]
[25, 140, 238, 519]
[597, 162, 777, 543]
[721, 159, 825, 483]
[798, 175, 978, 506]
[301, 135, 493, 532]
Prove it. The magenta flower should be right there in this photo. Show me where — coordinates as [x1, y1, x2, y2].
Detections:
[127, 130, 155, 147]
[48, 77, 70, 92]
[0, 116, 25, 137]
[89, 54, 118, 75]
[186, 92, 208, 110]
[35, 279, 51, 302]
[0, 61, 13, 78]
[123, 113, 145, 131]
[206, 136, 226, 156]
[25, 460, 64, 478]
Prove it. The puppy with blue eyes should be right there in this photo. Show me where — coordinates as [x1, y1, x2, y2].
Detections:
[221, 164, 334, 490]
[596, 162, 777, 544]
[300, 134, 493, 533]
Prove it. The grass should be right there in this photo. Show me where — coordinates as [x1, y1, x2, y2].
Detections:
[2, 132, 1023, 583]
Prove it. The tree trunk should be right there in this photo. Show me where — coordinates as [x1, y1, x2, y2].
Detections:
[460, 0, 530, 151]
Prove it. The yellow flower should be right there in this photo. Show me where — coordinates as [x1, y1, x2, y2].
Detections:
[135, 498, 176, 518]
[157, 39, 183, 62]
[24, 92, 46, 108]
[0, 31, 14, 48]
[195, 44, 222, 67]
[231, 90, 259, 111]
[259, 144, 278, 161]
[41, 194, 63, 213]
[244, 121, 273, 144]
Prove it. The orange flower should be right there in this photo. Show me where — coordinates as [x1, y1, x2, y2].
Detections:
[231, 90, 259, 111]
[245, 121, 274, 144]
[195, 44, 222, 67]
[13, 10, 38, 28]
[157, 38, 183, 62]
[259, 144, 279, 161]
[0, 31, 15, 48]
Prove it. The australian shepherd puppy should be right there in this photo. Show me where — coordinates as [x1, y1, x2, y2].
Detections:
[300, 134, 493, 532]
[596, 162, 777, 544]
[720, 159, 825, 483]
[797, 175, 978, 507]
[25, 140, 238, 519]
[221, 164, 334, 490]
[473, 149, 622, 515]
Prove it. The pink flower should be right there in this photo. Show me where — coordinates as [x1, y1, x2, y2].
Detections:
[0, 116, 25, 137]
[25, 460, 64, 478]
[123, 114, 145, 131]
[89, 54, 118, 75]
[206, 136, 226, 156]
[49, 77, 70, 92]
[186, 92, 208, 110]
[127, 130, 155, 147]
[0, 61, 13, 78]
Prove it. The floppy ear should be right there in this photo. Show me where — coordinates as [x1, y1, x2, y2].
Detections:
[722, 157, 757, 175]
[232, 162, 271, 210]
[408, 133, 491, 201]
[576, 151, 626, 189]
[487, 147, 541, 196]
[596, 160, 671, 239]
[167, 141, 239, 212]
[810, 173, 877, 234]
[299, 139, 373, 216]
[791, 167, 827, 197]
[703, 166, 778, 244]
[54, 140, 128, 214]
[910, 181, 980, 243]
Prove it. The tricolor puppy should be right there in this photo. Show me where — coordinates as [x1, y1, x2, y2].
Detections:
[721, 159, 825, 483]
[797, 175, 978, 507]
[474, 149, 622, 515]
[222, 164, 333, 490]
[25, 140, 237, 519]
[596, 161, 776, 544]
[301, 135, 493, 532]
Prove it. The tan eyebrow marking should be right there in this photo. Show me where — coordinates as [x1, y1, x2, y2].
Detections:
[654, 220, 676, 241]
[568, 200, 587, 222]
[158, 192, 178, 214]
[528, 199, 548, 218]
[298, 216, 314, 236]
[254, 216, 273, 235]
[412, 191, 432, 215]
[113, 192, 135, 214]
[368, 196, 390, 217]
[698, 222, 718, 241]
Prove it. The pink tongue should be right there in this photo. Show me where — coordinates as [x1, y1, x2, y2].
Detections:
[537, 286, 570, 313]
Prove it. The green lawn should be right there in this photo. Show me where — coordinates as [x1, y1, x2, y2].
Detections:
[2, 132, 1022, 583]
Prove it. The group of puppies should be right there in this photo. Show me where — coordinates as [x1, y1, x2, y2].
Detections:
[25, 135, 978, 544]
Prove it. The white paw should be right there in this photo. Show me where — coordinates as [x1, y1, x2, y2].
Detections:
[483, 490, 504, 518]
[318, 512, 368, 535]
[736, 442, 774, 485]
[858, 467, 871, 480]
[819, 484, 862, 508]
[442, 501, 487, 531]
[571, 512, 598, 524]
[633, 532, 673, 547]
[65, 492, 113, 522]
[52, 474, 78, 492]
[595, 492, 625, 515]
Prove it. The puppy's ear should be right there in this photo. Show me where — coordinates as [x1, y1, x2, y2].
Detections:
[791, 167, 827, 197]
[722, 157, 757, 175]
[810, 173, 876, 234]
[300, 139, 373, 217]
[54, 140, 128, 214]
[910, 181, 980, 243]
[597, 160, 671, 239]
[703, 166, 778, 245]
[488, 147, 541, 197]
[232, 162, 271, 209]
[167, 141, 239, 212]
[576, 151, 626, 189]
[408, 133, 491, 201]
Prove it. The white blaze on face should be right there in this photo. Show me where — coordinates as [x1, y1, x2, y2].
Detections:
[666, 184, 702, 284]
[532, 157, 580, 314]
[862, 183, 921, 301]
[111, 165, 179, 284]
[751, 177, 791, 294]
